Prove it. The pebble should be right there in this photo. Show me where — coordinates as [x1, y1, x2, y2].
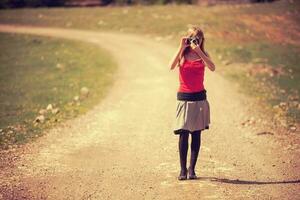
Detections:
[47, 104, 53, 111]
[34, 115, 45, 123]
[73, 96, 80, 102]
[289, 126, 297, 132]
[52, 108, 60, 115]
[80, 87, 90, 98]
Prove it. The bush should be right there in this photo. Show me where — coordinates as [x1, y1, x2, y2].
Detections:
[0, 0, 11, 8]
[0, 0, 66, 8]
[113, 0, 192, 5]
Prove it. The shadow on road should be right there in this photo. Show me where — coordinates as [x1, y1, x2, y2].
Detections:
[194, 177, 300, 185]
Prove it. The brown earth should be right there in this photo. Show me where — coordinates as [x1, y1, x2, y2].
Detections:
[0, 24, 299, 200]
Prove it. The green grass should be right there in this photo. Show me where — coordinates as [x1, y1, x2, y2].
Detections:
[0, 0, 299, 129]
[0, 33, 118, 149]
[214, 40, 300, 122]
[0, 2, 298, 38]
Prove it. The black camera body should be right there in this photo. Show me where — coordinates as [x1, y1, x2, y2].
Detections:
[186, 36, 200, 46]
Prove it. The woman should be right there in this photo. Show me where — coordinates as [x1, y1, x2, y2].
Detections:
[169, 25, 215, 180]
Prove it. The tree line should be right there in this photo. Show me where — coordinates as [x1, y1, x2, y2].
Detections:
[0, 0, 276, 9]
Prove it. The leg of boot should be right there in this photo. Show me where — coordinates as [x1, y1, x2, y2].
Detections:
[189, 130, 201, 177]
[178, 130, 189, 178]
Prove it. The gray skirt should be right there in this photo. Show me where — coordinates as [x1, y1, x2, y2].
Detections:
[173, 99, 210, 134]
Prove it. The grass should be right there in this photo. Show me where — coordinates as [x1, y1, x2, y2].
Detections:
[0, 33, 118, 150]
[213, 40, 300, 124]
[0, 0, 299, 131]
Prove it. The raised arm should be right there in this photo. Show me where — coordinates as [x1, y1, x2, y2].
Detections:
[191, 44, 216, 72]
[169, 37, 189, 70]
[169, 46, 184, 70]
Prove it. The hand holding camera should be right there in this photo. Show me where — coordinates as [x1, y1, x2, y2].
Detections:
[180, 37, 190, 50]
[180, 36, 202, 50]
[188, 36, 202, 50]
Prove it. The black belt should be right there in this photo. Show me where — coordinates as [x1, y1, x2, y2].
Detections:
[177, 89, 207, 101]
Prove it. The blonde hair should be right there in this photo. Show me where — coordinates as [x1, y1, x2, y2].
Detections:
[178, 25, 207, 67]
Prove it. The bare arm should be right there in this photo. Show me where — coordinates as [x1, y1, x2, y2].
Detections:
[192, 45, 216, 72]
[169, 37, 189, 70]
[195, 48, 215, 71]
[169, 46, 185, 70]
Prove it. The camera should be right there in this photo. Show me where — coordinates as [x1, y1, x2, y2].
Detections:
[186, 36, 200, 46]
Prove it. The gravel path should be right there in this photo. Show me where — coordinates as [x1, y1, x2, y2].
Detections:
[0, 24, 299, 200]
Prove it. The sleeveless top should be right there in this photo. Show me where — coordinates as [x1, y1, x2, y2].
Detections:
[177, 58, 207, 101]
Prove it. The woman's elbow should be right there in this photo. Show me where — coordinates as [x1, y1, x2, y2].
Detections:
[169, 62, 175, 70]
[208, 63, 216, 71]
[169, 63, 176, 70]
[169, 60, 179, 70]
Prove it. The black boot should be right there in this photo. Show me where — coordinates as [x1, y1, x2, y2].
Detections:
[178, 130, 189, 180]
[188, 130, 201, 179]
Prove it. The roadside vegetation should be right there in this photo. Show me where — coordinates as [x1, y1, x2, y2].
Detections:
[0, 0, 299, 149]
[0, 33, 118, 150]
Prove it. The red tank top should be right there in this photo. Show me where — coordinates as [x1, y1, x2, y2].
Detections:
[178, 59, 205, 92]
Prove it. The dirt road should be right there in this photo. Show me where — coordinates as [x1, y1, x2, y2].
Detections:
[0, 24, 299, 200]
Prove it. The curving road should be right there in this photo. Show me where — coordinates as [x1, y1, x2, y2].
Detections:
[0, 24, 299, 200]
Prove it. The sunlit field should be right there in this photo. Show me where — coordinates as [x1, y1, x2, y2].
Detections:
[0, 33, 117, 149]
[0, 0, 299, 148]
[1, 2, 300, 199]
[1, 1, 299, 125]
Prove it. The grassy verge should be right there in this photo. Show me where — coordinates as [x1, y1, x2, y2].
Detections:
[211, 40, 300, 127]
[0, 33, 118, 150]
[0, 0, 299, 127]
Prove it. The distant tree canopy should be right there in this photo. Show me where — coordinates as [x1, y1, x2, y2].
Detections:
[116, 0, 194, 5]
[0, 0, 65, 8]
[0, 0, 276, 8]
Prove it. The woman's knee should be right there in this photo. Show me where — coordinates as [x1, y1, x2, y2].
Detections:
[191, 130, 201, 141]
[179, 130, 189, 139]
[191, 130, 201, 135]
